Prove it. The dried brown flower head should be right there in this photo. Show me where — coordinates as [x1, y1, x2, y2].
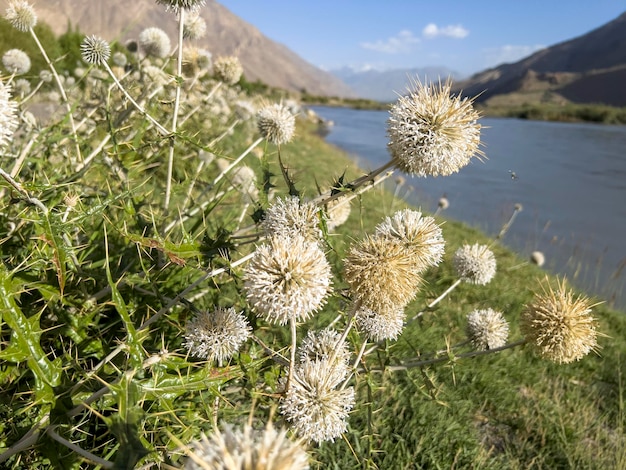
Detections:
[520, 278, 599, 364]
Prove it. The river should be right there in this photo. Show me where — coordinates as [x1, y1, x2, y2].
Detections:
[310, 106, 626, 311]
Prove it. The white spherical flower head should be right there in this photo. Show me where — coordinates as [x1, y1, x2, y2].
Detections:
[299, 328, 351, 374]
[531, 250, 545, 267]
[453, 243, 497, 285]
[375, 209, 445, 271]
[81, 35, 111, 65]
[466, 308, 509, 350]
[112, 52, 127, 68]
[183, 307, 251, 365]
[5, 0, 37, 31]
[261, 195, 322, 243]
[280, 359, 355, 443]
[213, 55, 243, 85]
[155, 0, 206, 12]
[257, 102, 296, 145]
[356, 306, 406, 342]
[387, 79, 482, 177]
[0, 81, 19, 150]
[2, 49, 31, 75]
[186, 422, 309, 470]
[14, 78, 30, 95]
[183, 13, 207, 39]
[244, 234, 332, 325]
[139, 27, 171, 58]
[324, 196, 352, 231]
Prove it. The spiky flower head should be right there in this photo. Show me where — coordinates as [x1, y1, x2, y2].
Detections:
[183, 307, 251, 365]
[453, 243, 497, 285]
[112, 52, 128, 68]
[299, 328, 350, 374]
[520, 278, 599, 364]
[244, 234, 332, 326]
[375, 209, 445, 271]
[344, 235, 423, 315]
[280, 359, 355, 443]
[466, 308, 509, 350]
[14, 78, 30, 95]
[185, 422, 309, 470]
[183, 13, 207, 39]
[4, 1, 37, 32]
[139, 27, 171, 58]
[356, 306, 406, 342]
[261, 195, 322, 243]
[387, 78, 482, 177]
[0, 81, 18, 150]
[213, 55, 243, 85]
[257, 102, 296, 145]
[80, 35, 111, 65]
[155, 0, 206, 12]
[39, 70, 52, 83]
[438, 196, 450, 210]
[2, 49, 30, 75]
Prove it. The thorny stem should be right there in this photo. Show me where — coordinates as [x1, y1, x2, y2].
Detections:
[341, 339, 369, 389]
[101, 61, 169, 135]
[164, 9, 186, 211]
[46, 426, 114, 469]
[371, 339, 527, 372]
[411, 278, 462, 321]
[287, 316, 298, 391]
[28, 27, 83, 162]
[0, 168, 49, 214]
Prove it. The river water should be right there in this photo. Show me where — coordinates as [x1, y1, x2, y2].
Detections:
[310, 106, 626, 311]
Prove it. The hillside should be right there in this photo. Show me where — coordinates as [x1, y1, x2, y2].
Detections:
[455, 11, 626, 107]
[25, 0, 355, 97]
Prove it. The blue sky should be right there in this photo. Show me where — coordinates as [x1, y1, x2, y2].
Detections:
[218, 1, 626, 77]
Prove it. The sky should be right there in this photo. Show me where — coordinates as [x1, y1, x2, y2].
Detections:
[218, 1, 626, 77]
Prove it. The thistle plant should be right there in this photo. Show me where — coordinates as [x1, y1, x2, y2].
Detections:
[0, 7, 609, 469]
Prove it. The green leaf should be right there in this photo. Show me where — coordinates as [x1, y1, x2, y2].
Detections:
[0, 265, 61, 403]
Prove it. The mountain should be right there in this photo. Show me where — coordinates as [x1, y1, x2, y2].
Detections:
[30, 0, 355, 97]
[331, 66, 462, 102]
[455, 12, 626, 107]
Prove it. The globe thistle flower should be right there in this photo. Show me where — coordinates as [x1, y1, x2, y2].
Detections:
[182, 47, 212, 77]
[213, 55, 243, 85]
[531, 251, 545, 267]
[257, 102, 296, 145]
[142, 65, 172, 88]
[81, 35, 111, 65]
[183, 13, 207, 39]
[112, 52, 128, 68]
[520, 278, 599, 364]
[155, 0, 206, 12]
[466, 308, 509, 350]
[4, 0, 37, 32]
[280, 359, 355, 443]
[183, 307, 251, 365]
[234, 99, 256, 121]
[298, 328, 351, 373]
[14, 78, 30, 96]
[438, 196, 450, 210]
[139, 27, 171, 58]
[375, 209, 445, 270]
[0, 81, 18, 150]
[356, 306, 406, 342]
[344, 235, 423, 315]
[39, 70, 52, 83]
[2, 49, 30, 75]
[186, 422, 309, 470]
[260, 195, 322, 243]
[453, 243, 497, 285]
[244, 234, 332, 326]
[387, 78, 482, 177]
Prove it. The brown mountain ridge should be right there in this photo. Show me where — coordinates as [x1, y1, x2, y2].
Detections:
[19, 0, 354, 97]
[455, 12, 626, 107]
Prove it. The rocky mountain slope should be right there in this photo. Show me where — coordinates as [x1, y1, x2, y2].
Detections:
[28, 0, 355, 97]
[455, 11, 626, 107]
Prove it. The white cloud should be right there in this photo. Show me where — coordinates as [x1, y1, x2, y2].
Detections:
[422, 23, 469, 39]
[360, 30, 420, 54]
[483, 44, 546, 67]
